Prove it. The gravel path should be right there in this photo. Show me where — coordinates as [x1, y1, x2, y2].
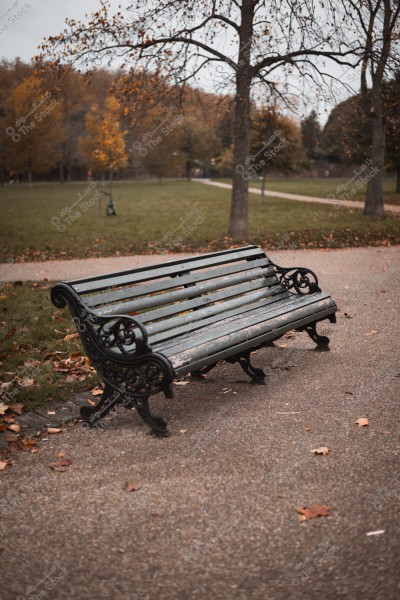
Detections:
[1, 246, 400, 600]
[198, 179, 400, 213]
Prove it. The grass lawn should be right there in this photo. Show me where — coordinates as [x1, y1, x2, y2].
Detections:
[0, 282, 97, 413]
[1, 180, 399, 263]
[215, 177, 400, 205]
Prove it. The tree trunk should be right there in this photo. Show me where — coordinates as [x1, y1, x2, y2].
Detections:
[228, 0, 254, 238]
[28, 158, 32, 187]
[396, 166, 400, 193]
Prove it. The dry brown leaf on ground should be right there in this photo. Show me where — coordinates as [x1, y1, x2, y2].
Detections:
[57, 451, 65, 458]
[0, 460, 12, 471]
[0, 403, 9, 415]
[174, 381, 190, 386]
[91, 387, 104, 396]
[8, 403, 24, 414]
[180, 429, 189, 434]
[47, 427, 62, 434]
[4, 433, 19, 442]
[8, 424, 20, 433]
[18, 377, 35, 388]
[124, 480, 142, 492]
[49, 459, 72, 472]
[355, 418, 369, 427]
[296, 504, 330, 521]
[311, 447, 330, 455]
[63, 333, 79, 341]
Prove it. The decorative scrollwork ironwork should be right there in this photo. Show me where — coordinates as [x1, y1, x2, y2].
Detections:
[50, 283, 174, 400]
[270, 262, 321, 294]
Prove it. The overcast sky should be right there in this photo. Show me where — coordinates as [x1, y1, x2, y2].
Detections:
[0, 0, 104, 60]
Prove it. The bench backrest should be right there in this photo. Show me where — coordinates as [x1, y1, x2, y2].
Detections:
[68, 246, 288, 345]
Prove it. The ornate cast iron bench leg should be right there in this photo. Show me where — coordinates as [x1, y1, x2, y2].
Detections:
[80, 383, 122, 427]
[297, 322, 330, 351]
[227, 352, 266, 383]
[135, 396, 169, 437]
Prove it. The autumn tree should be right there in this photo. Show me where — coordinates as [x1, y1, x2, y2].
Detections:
[5, 75, 64, 185]
[300, 110, 322, 164]
[39, 0, 357, 238]
[176, 118, 220, 180]
[250, 107, 306, 201]
[78, 95, 128, 183]
[322, 95, 370, 165]
[340, 0, 400, 216]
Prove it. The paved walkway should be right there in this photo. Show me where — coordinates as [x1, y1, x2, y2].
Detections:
[1, 246, 400, 600]
[197, 179, 400, 213]
[1, 246, 398, 283]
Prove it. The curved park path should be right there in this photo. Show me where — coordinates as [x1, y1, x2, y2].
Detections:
[1, 246, 400, 600]
[198, 178, 400, 213]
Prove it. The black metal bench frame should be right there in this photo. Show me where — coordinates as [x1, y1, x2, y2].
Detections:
[51, 246, 337, 436]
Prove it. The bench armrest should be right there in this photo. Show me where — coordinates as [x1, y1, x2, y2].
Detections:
[270, 260, 321, 294]
[51, 283, 150, 357]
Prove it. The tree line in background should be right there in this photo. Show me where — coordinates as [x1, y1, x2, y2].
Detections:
[1, 58, 399, 192]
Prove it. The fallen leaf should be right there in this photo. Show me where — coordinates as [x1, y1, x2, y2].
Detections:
[174, 381, 190, 386]
[124, 480, 142, 492]
[57, 451, 65, 458]
[4, 433, 19, 442]
[0, 460, 11, 470]
[311, 447, 330, 455]
[296, 504, 330, 520]
[18, 377, 35, 388]
[0, 424, 7, 431]
[365, 329, 378, 336]
[47, 427, 62, 434]
[355, 418, 369, 427]
[0, 402, 9, 415]
[47, 411, 56, 415]
[31, 448, 39, 453]
[366, 530, 385, 536]
[21, 438, 37, 447]
[8, 424, 20, 433]
[49, 459, 72, 472]
[63, 333, 79, 341]
[180, 429, 188, 434]
[8, 403, 23, 415]
[91, 387, 103, 396]
[305, 427, 313, 432]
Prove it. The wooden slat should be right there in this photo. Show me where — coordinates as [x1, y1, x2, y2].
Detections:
[172, 306, 336, 376]
[94, 272, 278, 317]
[145, 285, 287, 336]
[71, 246, 265, 294]
[155, 293, 333, 356]
[148, 289, 290, 345]
[84, 260, 275, 309]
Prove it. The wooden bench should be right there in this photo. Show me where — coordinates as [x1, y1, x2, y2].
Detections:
[51, 245, 337, 436]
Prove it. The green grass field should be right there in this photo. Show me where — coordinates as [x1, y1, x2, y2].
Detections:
[1, 180, 399, 262]
[216, 177, 400, 205]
